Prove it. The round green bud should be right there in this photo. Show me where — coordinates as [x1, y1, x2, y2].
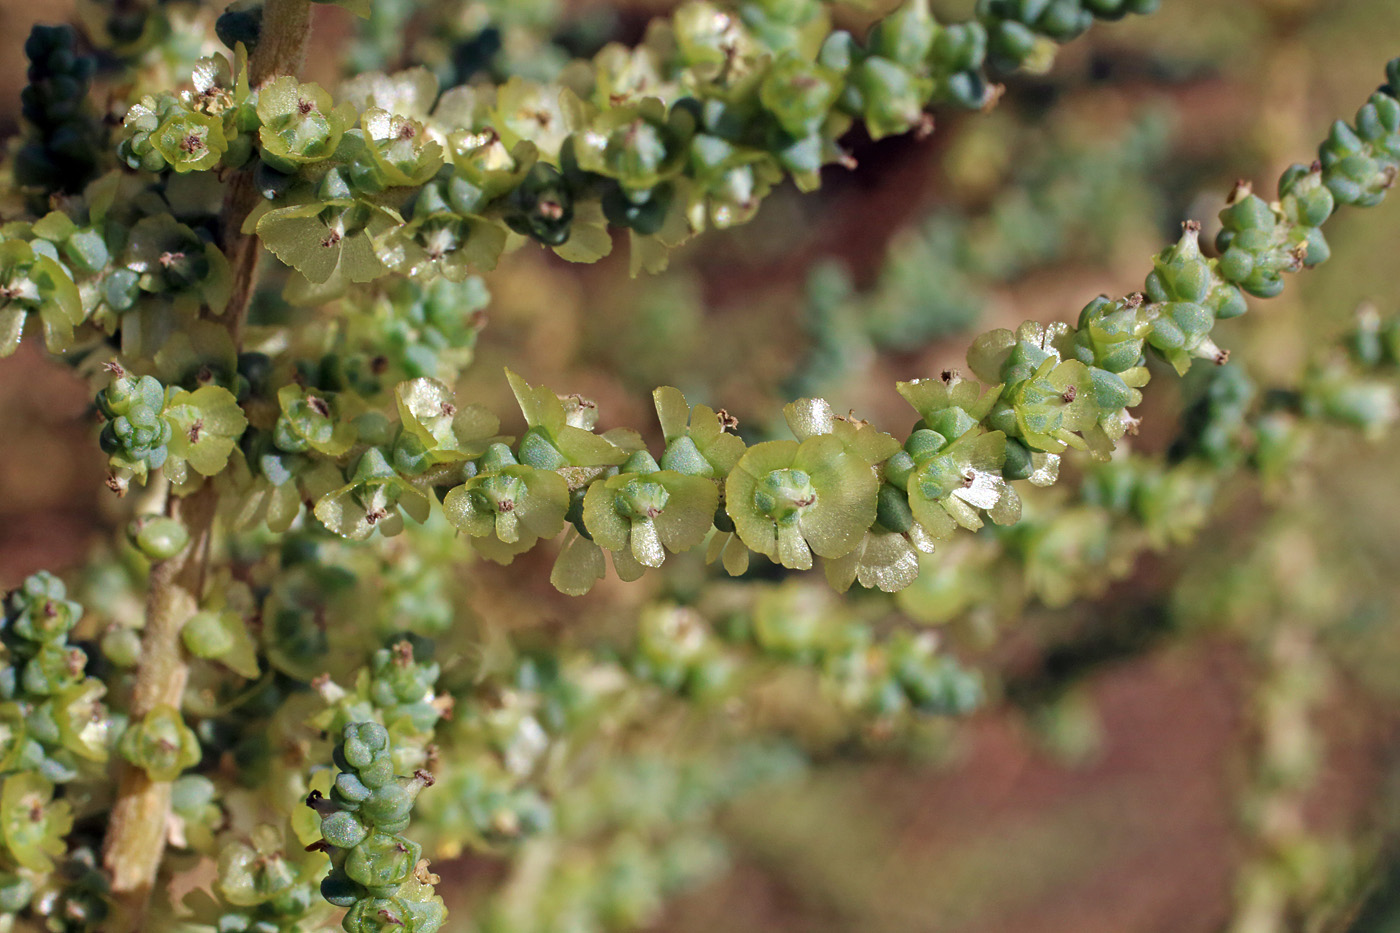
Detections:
[321, 810, 369, 849]
[362, 783, 413, 827]
[127, 515, 189, 561]
[345, 832, 420, 889]
[101, 627, 142, 668]
[182, 611, 234, 659]
[320, 870, 359, 909]
[905, 428, 948, 464]
[357, 756, 394, 790]
[1217, 247, 1254, 284]
[883, 449, 916, 488]
[874, 484, 914, 534]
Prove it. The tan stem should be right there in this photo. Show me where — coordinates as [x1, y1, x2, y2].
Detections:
[218, 0, 316, 342]
[101, 2, 314, 924]
[101, 486, 215, 929]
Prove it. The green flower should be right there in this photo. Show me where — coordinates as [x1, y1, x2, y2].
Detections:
[726, 435, 877, 570]
[391, 378, 499, 475]
[0, 236, 82, 356]
[97, 371, 172, 483]
[905, 430, 1020, 540]
[6, 571, 83, 646]
[217, 825, 300, 908]
[0, 774, 71, 872]
[123, 214, 226, 307]
[256, 76, 355, 170]
[760, 53, 844, 139]
[274, 384, 358, 456]
[1008, 357, 1098, 453]
[1073, 295, 1151, 375]
[118, 704, 200, 782]
[650, 386, 751, 573]
[503, 161, 576, 248]
[492, 77, 575, 159]
[773, 397, 914, 590]
[315, 448, 432, 540]
[967, 320, 1075, 388]
[443, 444, 569, 564]
[507, 369, 636, 473]
[782, 396, 901, 464]
[583, 459, 718, 580]
[392, 181, 508, 281]
[161, 385, 248, 487]
[439, 124, 536, 215]
[181, 594, 260, 680]
[150, 104, 227, 172]
[356, 107, 444, 188]
[50, 679, 111, 763]
[848, 57, 932, 140]
[571, 97, 694, 196]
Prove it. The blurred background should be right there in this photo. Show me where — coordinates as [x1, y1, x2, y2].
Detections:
[3, 0, 1400, 930]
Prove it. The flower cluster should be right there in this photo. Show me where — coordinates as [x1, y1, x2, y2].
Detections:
[95, 367, 247, 493]
[0, 574, 111, 927]
[110, 0, 1160, 296]
[312, 722, 446, 933]
[0, 575, 110, 786]
[4, 2, 1400, 931]
[892, 306, 1400, 628]
[142, 58, 1371, 597]
[13, 25, 104, 200]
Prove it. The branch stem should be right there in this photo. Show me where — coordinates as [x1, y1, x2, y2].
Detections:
[218, 0, 315, 343]
[101, 2, 314, 923]
[101, 486, 215, 929]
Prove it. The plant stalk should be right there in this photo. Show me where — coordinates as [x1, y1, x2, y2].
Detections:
[219, 0, 315, 342]
[101, 486, 215, 929]
[101, 1, 314, 924]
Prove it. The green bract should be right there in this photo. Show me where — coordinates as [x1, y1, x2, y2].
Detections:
[256, 77, 355, 170]
[583, 463, 718, 581]
[904, 429, 1020, 541]
[253, 187, 397, 290]
[162, 385, 249, 487]
[0, 775, 71, 872]
[726, 435, 877, 570]
[118, 705, 200, 781]
[315, 447, 432, 540]
[0, 237, 82, 356]
[443, 447, 569, 564]
[392, 378, 499, 474]
[507, 370, 637, 471]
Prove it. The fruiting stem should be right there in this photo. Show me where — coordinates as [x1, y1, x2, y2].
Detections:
[102, 2, 314, 922]
[219, 0, 315, 344]
[101, 485, 215, 929]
